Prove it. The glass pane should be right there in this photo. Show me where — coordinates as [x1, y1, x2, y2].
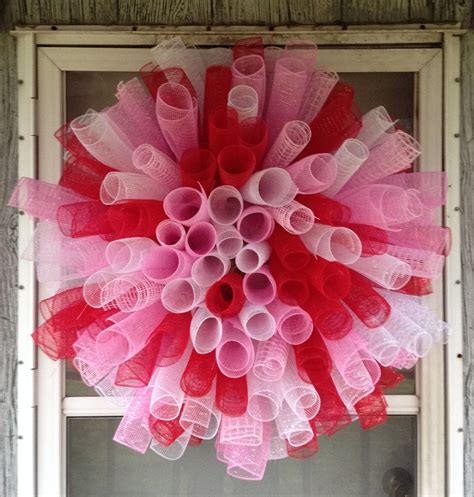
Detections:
[67, 416, 416, 497]
[64, 70, 415, 396]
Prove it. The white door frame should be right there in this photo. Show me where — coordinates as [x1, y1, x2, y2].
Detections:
[13, 28, 463, 497]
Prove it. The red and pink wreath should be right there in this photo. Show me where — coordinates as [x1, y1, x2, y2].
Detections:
[9, 36, 450, 480]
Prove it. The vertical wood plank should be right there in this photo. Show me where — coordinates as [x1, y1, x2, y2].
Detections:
[0, 19, 18, 497]
[461, 30, 474, 497]
[341, 0, 410, 24]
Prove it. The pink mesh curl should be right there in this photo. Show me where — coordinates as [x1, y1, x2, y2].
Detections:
[190, 306, 223, 354]
[155, 82, 199, 161]
[262, 120, 312, 169]
[163, 186, 209, 226]
[239, 168, 297, 207]
[105, 237, 157, 273]
[184, 222, 217, 257]
[356, 106, 396, 148]
[191, 252, 231, 287]
[242, 265, 277, 306]
[215, 224, 244, 259]
[247, 372, 282, 422]
[286, 153, 337, 195]
[216, 319, 255, 378]
[132, 143, 180, 191]
[267, 200, 315, 235]
[142, 246, 192, 284]
[208, 185, 244, 225]
[231, 55, 266, 117]
[228, 85, 259, 121]
[155, 220, 186, 250]
[267, 298, 313, 345]
[253, 334, 290, 382]
[100, 172, 171, 204]
[238, 302, 276, 341]
[236, 206, 275, 243]
[298, 71, 339, 124]
[161, 278, 205, 313]
[235, 242, 271, 273]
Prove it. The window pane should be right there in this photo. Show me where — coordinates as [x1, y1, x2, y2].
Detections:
[67, 416, 416, 497]
[64, 70, 416, 397]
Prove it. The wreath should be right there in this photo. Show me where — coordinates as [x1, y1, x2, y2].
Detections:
[9, 36, 450, 480]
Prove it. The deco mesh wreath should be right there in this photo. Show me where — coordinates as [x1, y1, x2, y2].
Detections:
[9, 36, 451, 480]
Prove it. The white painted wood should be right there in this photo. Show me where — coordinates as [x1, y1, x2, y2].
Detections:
[39, 46, 441, 72]
[37, 48, 65, 497]
[62, 395, 420, 417]
[417, 51, 446, 497]
[443, 32, 464, 497]
[16, 32, 37, 497]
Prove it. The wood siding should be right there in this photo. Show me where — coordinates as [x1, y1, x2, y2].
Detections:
[0, 2, 472, 496]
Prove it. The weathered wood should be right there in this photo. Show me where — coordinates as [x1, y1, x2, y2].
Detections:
[0, 10, 18, 497]
[341, 0, 410, 24]
[461, 30, 474, 497]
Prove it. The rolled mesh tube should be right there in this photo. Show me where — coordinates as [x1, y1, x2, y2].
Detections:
[236, 206, 275, 243]
[105, 237, 157, 273]
[208, 185, 244, 225]
[191, 251, 231, 287]
[247, 372, 282, 421]
[235, 242, 271, 273]
[155, 220, 186, 250]
[239, 168, 297, 207]
[161, 278, 205, 313]
[228, 85, 259, 121]
[142, 246, 193, 284]
[298, 71, 339, 124]
[100, 172, 171, 204]
[267, 200, 315, 235]
[267, 298, 313, 345]
[238, 302, 276, 341]
[231, 54, 266, 117]
[190, 306, 223, 354]
[253, 334, 289, 382]
[163, 186, 209, 227]
[286, 154, 337, 195]
[356, 106, 396, 149]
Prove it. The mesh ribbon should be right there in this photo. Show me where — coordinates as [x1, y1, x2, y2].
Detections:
[342, 131, 421, 190]
[9, 177, 85, 222]
[294, 328, 332, 384]
[161, 278, 205, 313]
[297, 193, 352, 226]
[298, 71, 339, 124]
[242, 265, 277, 306]
[215, 371, 248, 417]
[265, 57, 309, 142]
[343, 270, 391, 328]
[132, 143, 180, 191]
[100, 172, 171, 204]
[247, 371, 282, 421]
[70, 110, 136, 172]
[190, 306, 223, 354]
[105, 237, 157, 273]
[155, 219, 186, 250]
[238, 302, 276, 341]
[268, 224, 312, 271]
[356, 106, 395, 149]
[286, 153, 337, 195]
[208, 185, 244, 225]
[268, 256, 310, 306]
[205, 273, 246, 317]
[185, 222, 217, 257]
[155, 82, 199, 161]
[235, 242, 271, 273]
[233, 37, 265, 60]
[267, 200, 315, 235]
[267, 298, 313, 345]
[236, 205, 275, 243]
[231, 55, 266, 117]
[208, 108, 240, 158]
[238, 117, 269, 167]
[191, 251, 231, 287]
[59, 154, 115, 200]
[215, 224, 244, 259]
[180, 385, 221, 440]
[180, 349, 218, 397]
[216, 319, 255, 378]
[142, 246, 193, 284]
[179, 148, 217, 194]
[217, 144, 256, 188]
[324, 139, 369, 197]
[228, 85, 259, 121]
[239, 167, 297, 207]
[150, 342, 192, 420]
[163, 186, 209, 227]
[306, 258, 352, 300]
[253, 334, 289, 382]
[304, 82, 362, 155]
[262, 120, 312, 170]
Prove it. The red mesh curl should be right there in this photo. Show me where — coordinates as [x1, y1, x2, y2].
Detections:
[296, 194, 352, 226]
[33, 287, 112, 360]
[233, 37, 265, 60]
[302, 294, 353, 340]
[398, 276, 433, 296]
[268, 224, 312, 271]
[355, 386, 388, 430]
[205, 273, 245, 317]
[294, 329, 332, 384]
[343, 270, 391, 329]
[203, 66, 232, 144]
[115, 326, 163, 388]
[378, 366, 405, 391]
[55, 122, 97, 160]
[269, 256, 309, 306]
[304, 82, 362, 154]
[140, 63, 196, 100]
[180, 349, 218, 397]
[179, 148, 218, 194]
[306, 258, 352, 300]
[57, 201, 113, 239]
[208, 108, 240, 158]
[155, 312, 192, 367]
[311, 377, 352, 436]
[217, 144, 256, 188]
[347, 223, 388, 257]
[238, 117, 269, 168]
[215, 371, 248, 417]
[107, 200, 167, 240]
[149, 412, 185, 447]
[189, 436, 203, 446]
[59, 155, 115, 201]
